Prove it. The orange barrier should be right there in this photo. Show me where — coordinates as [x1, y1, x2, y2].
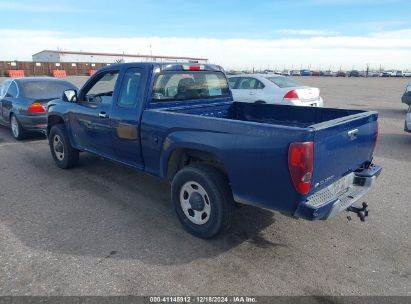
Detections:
[7, 70, 25, 77]
[89, 70, 97, 76]
[52, 70, 67, 77]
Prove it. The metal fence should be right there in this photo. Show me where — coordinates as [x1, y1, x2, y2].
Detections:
[0, 61, 108, 77]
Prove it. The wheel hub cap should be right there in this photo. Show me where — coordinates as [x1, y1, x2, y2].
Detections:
[53, 135, 64, 161]
[180, 181, 211, 225]
[189, 192, 205, 211]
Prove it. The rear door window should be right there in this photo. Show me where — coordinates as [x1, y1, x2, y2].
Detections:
[7, 82, 18, 98]
[256, 80, 265, 89]
[228, 77, 239, 89]
[237, 77, 257, 90]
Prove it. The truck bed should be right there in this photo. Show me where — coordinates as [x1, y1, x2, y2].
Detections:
[148, 100, 378, 217]
[161, 101, 364, 128]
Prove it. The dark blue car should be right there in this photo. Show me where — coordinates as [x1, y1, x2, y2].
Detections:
[0, 77, 77, 139]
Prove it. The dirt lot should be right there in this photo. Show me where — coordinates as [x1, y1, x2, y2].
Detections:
[0, 76, 409, 296]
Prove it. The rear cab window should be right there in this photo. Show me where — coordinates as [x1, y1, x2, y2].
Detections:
[152, 71, 230, 102]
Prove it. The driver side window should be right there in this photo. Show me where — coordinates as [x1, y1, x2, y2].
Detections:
[84, 70, 119, 105]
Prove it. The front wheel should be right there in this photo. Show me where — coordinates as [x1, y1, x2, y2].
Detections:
[49, 124, 79, 169]
[171, 164, 234, 238]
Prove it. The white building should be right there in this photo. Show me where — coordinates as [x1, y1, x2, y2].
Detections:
[32, 50, 208, 64]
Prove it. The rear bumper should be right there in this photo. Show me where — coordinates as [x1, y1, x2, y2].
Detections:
[293, 164, 382, 221]
[16, 114, 47, 133]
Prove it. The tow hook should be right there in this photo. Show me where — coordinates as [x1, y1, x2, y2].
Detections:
[347, 202, 369, 222]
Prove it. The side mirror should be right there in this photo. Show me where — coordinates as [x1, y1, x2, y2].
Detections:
[62, 89, 78, 102]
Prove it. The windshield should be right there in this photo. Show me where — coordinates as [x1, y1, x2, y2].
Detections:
[266, 76, 303, 88]
[152, 71, 230, 102]
[21, 81, 74, 99]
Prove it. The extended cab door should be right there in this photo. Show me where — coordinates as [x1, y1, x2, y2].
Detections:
[110, 67, 146, 169]
[69, 70, 119, 158]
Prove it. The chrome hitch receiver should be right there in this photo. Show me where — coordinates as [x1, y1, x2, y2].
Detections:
[347, 202, 369, 222]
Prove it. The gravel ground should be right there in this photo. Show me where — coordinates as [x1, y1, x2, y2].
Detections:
[0, 75, 409, 296]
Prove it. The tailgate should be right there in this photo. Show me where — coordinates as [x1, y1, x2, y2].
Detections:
[310, 111, 378, 193]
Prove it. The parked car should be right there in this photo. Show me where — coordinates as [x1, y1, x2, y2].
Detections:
[395, 71, 404, 77]
[300, 70, 312, 76]
[0, 77, 77, 139]
[403, 71, 411, 77]
[349, 70, 360, 77]
[47, 62, 380, 238]
[368, 71, 380, 77]
[281, 70, 290, 76]
[405, 106, 411, 133]
[291, 70, 301, 76]
[379, 71, 390, 77]
[321, 70, 333, 77]
[311, 71, 321, 76]
[336, 71, 346, 77]
[401, 83, 411, 106]
[228, 74, 324, 107]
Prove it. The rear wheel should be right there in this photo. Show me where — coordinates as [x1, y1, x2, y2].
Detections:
[10, 114, 25, 140]
[49, 124, 79, 169]
[171, 164, 234, 238]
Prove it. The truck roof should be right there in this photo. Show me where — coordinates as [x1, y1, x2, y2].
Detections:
[98, 62, 224, 72]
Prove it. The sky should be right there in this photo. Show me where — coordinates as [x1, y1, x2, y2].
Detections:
[1, 0, 411, 70]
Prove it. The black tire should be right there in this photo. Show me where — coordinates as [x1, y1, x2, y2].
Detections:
[49, 124, 79, 169]
[171, 164, 234, 238]
[10, 114, 26, 140]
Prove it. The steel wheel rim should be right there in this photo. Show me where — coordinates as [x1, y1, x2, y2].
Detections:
[180, 181, 211, 225]
[53, 134, 64, 161]
[11, 116, 19, 137]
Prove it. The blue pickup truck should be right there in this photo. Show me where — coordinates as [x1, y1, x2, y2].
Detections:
[46, 62, 381, 238]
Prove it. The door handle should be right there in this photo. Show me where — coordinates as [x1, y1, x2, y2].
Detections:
[99, 112, 108, 118]
[347, 129, 359, 140]
[249, 92, 256, 95]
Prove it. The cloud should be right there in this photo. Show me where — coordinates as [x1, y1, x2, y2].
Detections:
[1, 28, 411, 70]
[275, 29, 339, 36]
[370, 28, 411, 38]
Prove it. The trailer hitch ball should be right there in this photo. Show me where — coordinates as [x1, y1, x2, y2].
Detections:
[347, 202, 369, 222]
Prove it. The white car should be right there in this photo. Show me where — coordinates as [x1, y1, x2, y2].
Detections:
[228, 74, 324, 107]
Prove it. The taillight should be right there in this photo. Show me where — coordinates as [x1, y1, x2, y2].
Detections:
[182, 65, 204, 71]
[28, 102, 45, 113]
[288, 142, 314, 195]
[283, 90, 299, 100]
